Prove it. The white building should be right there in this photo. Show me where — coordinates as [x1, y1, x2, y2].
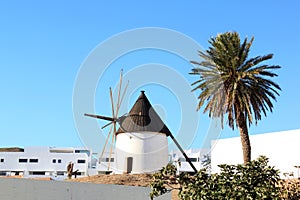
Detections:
[0, 145, 207, 178]
[211, 129, 300, 178]
[0, 146, 91, 179]
[169, 148, 209, 173]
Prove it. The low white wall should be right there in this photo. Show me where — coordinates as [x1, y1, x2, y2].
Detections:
[0, 178, 171, 200]
[211, 129, 300, 178]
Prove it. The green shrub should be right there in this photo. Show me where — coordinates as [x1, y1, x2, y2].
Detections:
[150, 163, 177, 199]
[150, 156, 281, 199]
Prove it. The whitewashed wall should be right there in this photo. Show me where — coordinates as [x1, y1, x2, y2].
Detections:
[0, 178, 171, 200]
[115, 132, 168, 173]
[211, 129, 300, 178]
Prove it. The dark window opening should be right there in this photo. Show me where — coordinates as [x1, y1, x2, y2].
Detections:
[30, 171, 46, 175]
[19, 159, 28, 163]
[178, 157, 198, 162]
[101, 158, 114, 162]
[29, 159, 38, 163]
[53, 159, 62, 163]
[57, 171, 65, 176]
[77, 172, 85, 176]
[0, 158, 4, 163]
[189, 158, 198, 162]
[77, 159, 86, 164]
[0, 171, 7, 176]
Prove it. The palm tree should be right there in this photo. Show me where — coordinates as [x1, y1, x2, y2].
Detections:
[190, 32, 281, 164]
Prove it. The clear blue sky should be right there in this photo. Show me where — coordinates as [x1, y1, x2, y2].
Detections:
[0, 1, 299, 152]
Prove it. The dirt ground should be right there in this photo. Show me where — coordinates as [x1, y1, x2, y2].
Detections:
[67, 174, 152, 187]
[67, 174, 179, 199]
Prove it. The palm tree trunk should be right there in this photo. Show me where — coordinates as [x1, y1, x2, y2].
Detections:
[237, 114, 251, 164]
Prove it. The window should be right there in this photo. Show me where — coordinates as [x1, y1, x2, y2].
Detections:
[75, 149, 90, 156]
[189, 158, 198, 162]
[77, 159, 86, 164]
[0, 171, 7, 176]
[178, 157, 198, 162]
[101, 158, 114, 162]
[29, 171, 46, 175]
[78, 172, 85, 176]
[13, 171, 21, 176]
[52, 159, 62, 163]
[29, 159, 38, 163]
[0, 158, 4, 163]
[19, 158, 28, 163]
[57, 171, 65, 176]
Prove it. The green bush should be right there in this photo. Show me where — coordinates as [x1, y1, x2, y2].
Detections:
[150, 156, 281, 199]
[150, 163, 177, 199]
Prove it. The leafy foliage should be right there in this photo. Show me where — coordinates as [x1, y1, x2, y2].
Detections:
[190, 32, 281, 129]
[150, 156, 283, 199]
[149, 164, 177, 200]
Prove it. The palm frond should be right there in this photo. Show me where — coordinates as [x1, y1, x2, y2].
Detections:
[190, 31, 281, 130]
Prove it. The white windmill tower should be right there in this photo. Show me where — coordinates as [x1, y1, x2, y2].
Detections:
[115, 90, 170, 173]
[85, 70, 198, 174]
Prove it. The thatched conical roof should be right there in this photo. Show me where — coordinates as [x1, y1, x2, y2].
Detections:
[117, 91, 171, 136]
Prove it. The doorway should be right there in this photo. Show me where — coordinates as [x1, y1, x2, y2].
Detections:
[125, 157, 133, 173]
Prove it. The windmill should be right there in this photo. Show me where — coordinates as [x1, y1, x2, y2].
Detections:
[85, 70, 198, 174]
[84, 69, 128, 171]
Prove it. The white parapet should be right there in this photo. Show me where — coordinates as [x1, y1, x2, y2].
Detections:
[211, 129, 300, 178]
